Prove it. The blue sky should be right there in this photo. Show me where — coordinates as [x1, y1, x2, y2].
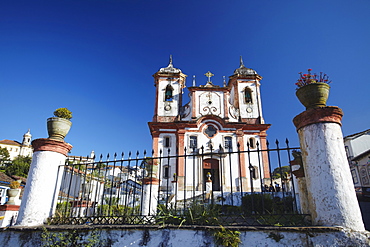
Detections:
[1, 0, 369, 157]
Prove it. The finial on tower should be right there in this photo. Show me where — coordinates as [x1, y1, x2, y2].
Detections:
[192, 75, 196, 87]
[240, 56, 245, 67]
[159, 55, 182, 73]
[233, 56, 257, 75]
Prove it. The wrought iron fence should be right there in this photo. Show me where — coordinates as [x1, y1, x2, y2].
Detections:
[49, 139, 310, 226]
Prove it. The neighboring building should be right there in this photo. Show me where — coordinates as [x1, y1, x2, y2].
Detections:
[344, 129, 370, 192]
[0, 172, 14, 205]
[148, 57, 271, 199]
[0, 130, 95, 165]
[58, 164, 142, 216]
[0, 130, 33, 160]
[67, 151, 95, 164]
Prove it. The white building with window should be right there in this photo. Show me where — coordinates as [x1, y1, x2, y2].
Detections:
[148, 57, 271, 199]
[344, 129, 370, 191]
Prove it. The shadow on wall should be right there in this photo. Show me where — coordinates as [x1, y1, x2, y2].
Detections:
[358, 200, 370, 231]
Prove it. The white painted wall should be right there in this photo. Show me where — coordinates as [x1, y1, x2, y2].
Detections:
[1, 227, 369, 246]
[345, 131, 370, 158]
[16, 150, 66, 226]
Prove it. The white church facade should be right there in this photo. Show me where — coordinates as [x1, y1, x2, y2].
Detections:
[148, 57, 271, 199]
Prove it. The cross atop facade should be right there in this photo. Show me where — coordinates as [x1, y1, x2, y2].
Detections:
[204, 71, 214, 82]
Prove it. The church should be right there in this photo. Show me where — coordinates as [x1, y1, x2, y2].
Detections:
[0, 130, 33, 161]
[148, 57, 271, 201]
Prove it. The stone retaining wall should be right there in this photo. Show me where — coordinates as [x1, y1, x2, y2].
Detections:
[1, 225, 369, 247]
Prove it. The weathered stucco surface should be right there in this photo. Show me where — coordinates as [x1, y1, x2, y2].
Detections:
[298, 122, 364, 231]
[0, 226, 369, 247]
[16, 150, 66, 226]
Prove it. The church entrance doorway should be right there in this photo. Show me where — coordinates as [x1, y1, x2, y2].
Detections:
[203, 158, 220, 191]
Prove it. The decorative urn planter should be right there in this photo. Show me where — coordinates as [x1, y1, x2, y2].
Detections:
[296, 82, 330, 110]
[47, 108, 72, 141]
[295, 69, 331, 110]
[47, 117, 72, 141]
[6, 189, 20, 205]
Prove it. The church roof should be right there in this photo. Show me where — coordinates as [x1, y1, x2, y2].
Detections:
[0, 139, 22, 146]
[159, 55, 182, 73]
[344, 129, 370, 140]
[11, 175, 27, 184]
[0, 172, 15, 184]
[233, 56, 257, 76]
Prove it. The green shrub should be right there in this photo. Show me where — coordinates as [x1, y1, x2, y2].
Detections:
[241, 194, 295, 215]
[55, 202, 72, 218]
[97, 204, 139, 216]
[214, 226, 241, 247]
[156, 203, 220, 226]
[54, 108, 72, 120]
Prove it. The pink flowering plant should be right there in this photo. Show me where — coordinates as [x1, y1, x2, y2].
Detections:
[296, 69, 331, 89]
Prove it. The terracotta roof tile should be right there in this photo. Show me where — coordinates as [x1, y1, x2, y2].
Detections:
[0, 172, 15, 184]
[0, 140, 21, 146]
[11, 175, 27, 184]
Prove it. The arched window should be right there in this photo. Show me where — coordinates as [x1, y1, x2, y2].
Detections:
[163, 166, 169, 179]
[165, 85, 174, 101]
[244, 87, 253, 104]
[252, 166, 258, 179]
[164, 136, 171, 148]
[248, 137, 256, 149]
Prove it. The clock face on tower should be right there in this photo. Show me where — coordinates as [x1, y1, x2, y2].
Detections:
[164, 105, 171, 111]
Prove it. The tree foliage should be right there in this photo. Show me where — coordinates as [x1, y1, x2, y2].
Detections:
[5, 155, 32, 178]
[0, 147, 10, 167]
[272, 165, 290, 179]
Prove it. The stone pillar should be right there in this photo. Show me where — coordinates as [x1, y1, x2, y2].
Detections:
[142, 178, 159, 216]
[16, 138, 72, 226]
[293, 107, 364, 231]
[290, 158, 310, 215]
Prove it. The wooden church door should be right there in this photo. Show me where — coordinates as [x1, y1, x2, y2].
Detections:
[203, 158, 220, 191]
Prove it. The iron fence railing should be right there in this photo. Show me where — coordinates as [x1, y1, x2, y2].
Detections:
[48, 139, 310, 226]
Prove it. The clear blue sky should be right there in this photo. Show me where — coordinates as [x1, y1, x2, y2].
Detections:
[1, 0, 369, 157]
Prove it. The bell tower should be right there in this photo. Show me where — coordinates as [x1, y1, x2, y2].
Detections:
[20, 129, 32, 157]
[22, 129, 32, 146]
[228, 57, 264, 124]
[152, 56, 187, 122]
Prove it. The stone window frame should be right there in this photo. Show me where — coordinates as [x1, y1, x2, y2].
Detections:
[189, 136, 198, 149]
[224, 136, 233, 150]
